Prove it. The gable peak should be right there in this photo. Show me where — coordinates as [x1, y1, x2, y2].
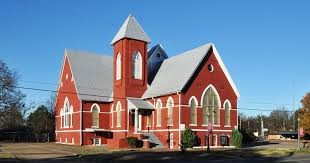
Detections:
[110, 15, 151, 45]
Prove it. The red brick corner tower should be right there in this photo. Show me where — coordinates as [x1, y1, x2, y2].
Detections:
[110, 15, 151, 134]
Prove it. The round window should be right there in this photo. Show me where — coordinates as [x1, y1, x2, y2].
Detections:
[208, 64, 214, 72]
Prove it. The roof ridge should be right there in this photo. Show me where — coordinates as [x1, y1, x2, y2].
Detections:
[165, 43, 212, 61]
[66, 48, 112, 58]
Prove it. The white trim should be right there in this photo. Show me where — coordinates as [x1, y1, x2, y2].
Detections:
[200, 84, 221, 108]
[116, 101, 122, 127]
[132, 51, 143, 79]
[201, 84, 221, 125]
[224, 125, 231, 127]
[111, 104, 114, 128]
[141, 129, 232, 132]
[54, 50, 68, 111]
[110, 130, 128, 132]
[189, 124, 197, 126]
[212, 44, 240, 98]
[91, 103, 100, 128]
[177, 91, 181, 148]
[223, 99, 231, 126]
[79, 101, 82, 145]
[189, 96, 198, 125]
[90, 103, 101, 112]
[167, 96, 174, 126]
[192, 129, 232, 132]
[116, 52, 121, 80]
[156, 99, 162, 126]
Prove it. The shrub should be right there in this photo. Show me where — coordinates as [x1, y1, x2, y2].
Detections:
[180, 128, 195, 152]
[232, 129, 243, 148]
[304, 133, 310, 140]
[126, 137, 138, 148]
[240, 129, 256, 143]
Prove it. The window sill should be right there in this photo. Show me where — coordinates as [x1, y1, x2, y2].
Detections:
[213, 125, 220, 127]
[91, 126, 99, 128]
[189, 124, 197, 126]
[224, 125, 231, 127]
[167, 125, 173, 127]
[202, 124, 208, 126]
[156, 125, 162, 127]
[116, 125, 121, 128]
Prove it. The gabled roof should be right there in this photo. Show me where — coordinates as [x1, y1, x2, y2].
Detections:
[147, 44, 167, 59]
[66, 49, 113, 102]
[142, 43, 212, 98]
[111, 15, 151, 45]
[142, 43, 240, 99]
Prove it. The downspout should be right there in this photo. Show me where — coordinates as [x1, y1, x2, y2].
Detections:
[152, 97, 155, 128]
[177, 91, 181, 148]
[80, 101, 82, 145]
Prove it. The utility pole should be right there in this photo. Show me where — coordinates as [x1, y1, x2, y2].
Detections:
[298, 117, 300, 151]
[260, 115, 264, 141]
[293, 80, 296, 131]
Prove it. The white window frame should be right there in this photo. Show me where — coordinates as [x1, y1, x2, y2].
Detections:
[91, 103, 100, 128]
[63, 97, 72, 128]
[167, 97, 174, 126]
[116, 101, 122, 127]
[156, 99, 162, 126]
[116, 53, 121, 80]
[201, 84, 221, 125]
[224, 100, 231, 126]
[189, 96, 198, 125]
[111, 104, 114, 128]
[132, 51, 142, 79]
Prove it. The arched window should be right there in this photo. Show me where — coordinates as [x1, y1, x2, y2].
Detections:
[224, 100, 231, 126]
[111, 104, 114, 128]
[167, 97, 174, 126]
[116, 53, 121, 80]
[64, 98, 71, 128]
[156, 99, 162, 126]
[60, 108, 63, 128]
[116, 101, 122, 127]
[91, 104, 100, 128]
[202, 85, 220, 125]
[189, 97, 197, 125]
[132, 51, 142, 79]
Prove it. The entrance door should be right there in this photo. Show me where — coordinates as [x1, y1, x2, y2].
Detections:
[169, 133, 174, 149]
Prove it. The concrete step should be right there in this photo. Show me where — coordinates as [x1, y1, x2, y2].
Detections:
[143, 132, 164, 148]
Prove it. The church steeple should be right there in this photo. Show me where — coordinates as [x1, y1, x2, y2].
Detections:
[112, 15, 150, 99]
[111, 15, 151, 45]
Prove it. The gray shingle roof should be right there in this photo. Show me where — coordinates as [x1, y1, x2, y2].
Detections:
[111, 15, 151, 45]
[127, 97, 154, 110]
[142, 43, 212, 98]
[66, 49, 113, 102]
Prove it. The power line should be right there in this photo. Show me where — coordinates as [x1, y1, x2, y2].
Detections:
[19, 79, 293, 107]
[2, 84, 296, 113]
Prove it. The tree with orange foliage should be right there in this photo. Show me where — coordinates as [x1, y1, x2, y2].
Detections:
[300, 92, 310, 132]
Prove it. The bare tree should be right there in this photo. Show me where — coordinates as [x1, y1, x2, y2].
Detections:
[0, 59, 25, 129]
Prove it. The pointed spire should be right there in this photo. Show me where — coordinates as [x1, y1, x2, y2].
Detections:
[111, 15, 151, 45]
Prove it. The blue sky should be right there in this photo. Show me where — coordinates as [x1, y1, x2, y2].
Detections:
[0, 0, 309, 116]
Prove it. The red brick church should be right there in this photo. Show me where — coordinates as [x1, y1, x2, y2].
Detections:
[55, 15, 240, 148]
